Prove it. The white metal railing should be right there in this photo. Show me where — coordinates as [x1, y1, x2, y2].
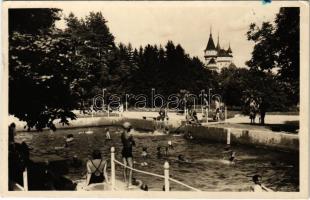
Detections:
[18, 149, 200, 192]
[110, 147, 201, 192]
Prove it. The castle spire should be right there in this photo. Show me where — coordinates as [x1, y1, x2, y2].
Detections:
[205, 26, 216, 52]
[216, 32, 221, 50]
[227, 42, 232, 54]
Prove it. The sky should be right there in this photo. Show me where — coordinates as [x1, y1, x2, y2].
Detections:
[55, 2, 281, 67]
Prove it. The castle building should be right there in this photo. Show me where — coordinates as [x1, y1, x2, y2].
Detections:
[204, 29, 235, 72]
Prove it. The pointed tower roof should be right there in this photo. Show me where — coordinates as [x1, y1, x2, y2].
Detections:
[216, 32, 221, 50]
[227, 42, 232, 53]
[205, 27, 216, 51]
[208, 57, 216, 65]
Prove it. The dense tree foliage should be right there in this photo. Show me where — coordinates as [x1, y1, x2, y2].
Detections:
[9, 9, 79, 130]
[218, 66, 291, 112]
[246, 7, 299, 105]
[9, 8, 299, 130]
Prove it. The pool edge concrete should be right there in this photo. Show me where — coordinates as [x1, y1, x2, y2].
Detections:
[12, 116, 299, 152]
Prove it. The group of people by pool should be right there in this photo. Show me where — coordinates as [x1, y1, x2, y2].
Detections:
[8, 121, 274, 192]
[248, 97, 267, 125]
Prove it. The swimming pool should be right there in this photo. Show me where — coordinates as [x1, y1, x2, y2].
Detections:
[15, 126, 299, 191]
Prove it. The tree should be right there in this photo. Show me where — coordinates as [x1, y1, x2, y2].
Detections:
[64, 12, 116, 99]
[246, 7, 300, 105]
[9, 9, 94, 131]
[9, 9, 61, 35]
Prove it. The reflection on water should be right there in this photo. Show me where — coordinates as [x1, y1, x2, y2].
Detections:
[16, 126, 299, 191]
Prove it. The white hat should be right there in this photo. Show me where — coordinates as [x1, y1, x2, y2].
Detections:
[123, 122, 132, 129]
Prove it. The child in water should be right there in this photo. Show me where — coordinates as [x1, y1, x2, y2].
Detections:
[141, 147, 148, 166]
[106, 128, 111, 140]
[177, 155, 186, 162]
[156, 146, 162, 159]
[222, 145, 236, 164]
[168, 140, 173, 149]
[164, 140, 174, 156]
[228, 151, 236, 164]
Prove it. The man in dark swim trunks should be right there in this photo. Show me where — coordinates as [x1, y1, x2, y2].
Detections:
[121, 122, 136, 188]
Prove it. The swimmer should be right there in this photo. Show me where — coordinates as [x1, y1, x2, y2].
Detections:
[250, 175, 274, 192]
[177, 155, 191, 163]
[164, 140, 174, 156]
[223, 145, 231, 152]
[156, 146, 162, 159]
[140, 183, 148, 191]
[228, 151, 236, 164]
[185, 131, 194, 140]
[164, 127, 169, 134]
[222, 146, 236, 164]
[65, 134, 74, 143]
[141, 147, 148, 166]
[177, 155, 186, 162]
[71, 155, 82, 168]
[105, 128, 111, 140]
[141, 147, 148, 157]
[54, 141, 69, 150]
[132, 177, 143, 187]
[167, 140, 173, 149]
[178, 155, 185, 161]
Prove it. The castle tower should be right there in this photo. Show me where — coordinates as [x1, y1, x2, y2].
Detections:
[204, 28, 235, 72]
[204, 27, 218, 70]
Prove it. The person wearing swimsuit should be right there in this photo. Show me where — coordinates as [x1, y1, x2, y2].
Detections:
[86, 150, 108, 185]
[121, 122, 136, 188]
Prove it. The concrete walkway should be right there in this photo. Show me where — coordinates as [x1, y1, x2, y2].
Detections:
[9, 111, 299, 133]
[225, 114, 299, 125]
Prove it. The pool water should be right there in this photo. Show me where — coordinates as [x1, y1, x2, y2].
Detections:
[16, 126, 299, 191]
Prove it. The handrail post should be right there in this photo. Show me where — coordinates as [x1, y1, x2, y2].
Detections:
[111, 147, 115, 190]
[227, 128, 231, 145]
[23, 168, 28, 191]
[164, 161, 170, 192]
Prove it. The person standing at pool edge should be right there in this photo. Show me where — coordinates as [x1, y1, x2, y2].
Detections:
[121, 122, 136, 188]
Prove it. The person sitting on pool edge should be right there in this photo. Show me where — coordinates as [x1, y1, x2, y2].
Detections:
[121, 122, 136, 188]
[250, 174, 273, 192]
[86, 150, 108, 186]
